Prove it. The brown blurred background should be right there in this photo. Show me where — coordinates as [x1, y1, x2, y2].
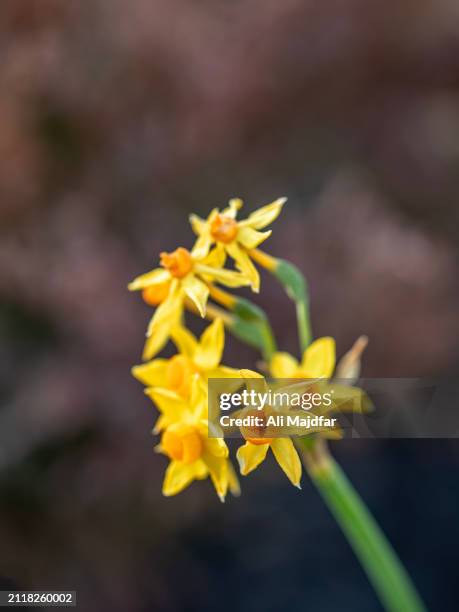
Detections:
[1, 1, 459, 611]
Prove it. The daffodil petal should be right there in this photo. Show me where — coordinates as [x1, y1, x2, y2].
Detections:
[142, 322, 172, 361]
[237, 226, 272, 249]
[225, 242, 260, 292]
[195, 263, 250, 288]
[301, 337, 336, 379]
[146, 387, 187, 422]
[191, 233, 213, 260]
[182, 274, 209, 317]
[153, 414, 168, 433]
[132, 359, 168, 386]
[204, 435, 229, 458]
[203, 450, 229, 501]
[143, 283, 183, 359]
[222, 198, 243, 219]
[270, 352, 300, 378]
[227, 461, 241, 496]
[208, 365, 240, 378]
[239, 198, 286, 230]
[193, 318, 224, 370]
[236, 441, 269, 475]
[270, 438, 302, 488]
[128, 268, 170, 291]
[171, 325, 199, 358]
[201, 244, 227, 268]
[189, 213, 207, 235]
[146, 280, 182, 337]
[189, 375, 208, 420]
[162, 460, 208, 496]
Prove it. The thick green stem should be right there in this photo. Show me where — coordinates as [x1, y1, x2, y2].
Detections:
[301, 441, 427, 612]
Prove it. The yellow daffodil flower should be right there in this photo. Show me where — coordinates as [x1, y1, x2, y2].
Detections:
[189, 197, 286, 292]
[235, 370, 302, 488]
[128, 246, 250, 360]
[153, 375, 240, 500]
[270, 337, 336, 379]
[269, 336, 370, 430]
[132, 318, 238, 398]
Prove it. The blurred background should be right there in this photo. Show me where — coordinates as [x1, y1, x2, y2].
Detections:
[1, 1, 459, 610]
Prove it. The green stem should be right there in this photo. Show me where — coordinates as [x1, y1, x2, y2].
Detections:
[295, 296, 312, 352]
[301, 441, 427, 612]
[271, 258, 312, 352]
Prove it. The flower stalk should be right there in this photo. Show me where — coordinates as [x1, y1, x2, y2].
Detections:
[300, 439, 427, 612]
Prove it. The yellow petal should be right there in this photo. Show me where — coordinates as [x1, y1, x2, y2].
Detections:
[270, 352, 300, 378]
[222, 198, 243, 219]
[146, 387, 188, 424]
[191, 233, 213, 260]
[146, 280, 182, 337]
[208, 365, 240, 378]
[237, 226, 272, 249]
[153, 414, 168, 433]
[195, 263, 250, 288]
[202, 451, 229, 501]
[226, 242, 260, 292]
[128, 268, 170, 291]
[162, 460, 208, 496]
[300, 337, 336, 379]
[239, 198, 286, 230]
[201, 244, 227, 268]
[143, 283, 183, 359]
[270, 438, 302, 488]
[194, 318, 224, 371]
[239, 368, 264, 379]
[189, 375, 208, 420]
[204, 435, 229, 458]
[171, 325, 198, 358]
[236, 441, 269, 475]
[131, 359, 168, 386]
[189, 213, 208, 235]
[181, 274, 209, 317]
[227, 461, 241, 496]
[142, 321, 172, 361]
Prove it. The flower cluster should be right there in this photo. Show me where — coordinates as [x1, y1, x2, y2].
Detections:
[129, 198, 367, 500]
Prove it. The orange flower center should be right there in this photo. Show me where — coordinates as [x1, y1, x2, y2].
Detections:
[162, 424, 203, 464]
[210, 215, 238, 243]
[142, 281, 171, 306]
[166, 355, 197, 396]
[240, 409, 273, 445]
[160, 247, 193, 278]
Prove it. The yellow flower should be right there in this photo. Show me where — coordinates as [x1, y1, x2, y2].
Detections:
[190, 197, 286, 292]
[132, 318, 238, 398]
[153, 376, 240, 500]
[128, 246, 250, 359]
[235, 370, 302, 488]
[270, 337, 336, 379]
[269, 336, 370, 430]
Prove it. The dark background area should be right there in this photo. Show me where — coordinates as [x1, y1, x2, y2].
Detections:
[1, 1, 459, 610]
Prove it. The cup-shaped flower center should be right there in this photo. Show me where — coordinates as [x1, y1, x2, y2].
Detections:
[160, 247, 193, 278]
[162, 424, 203, 464]
[210, 215, 238, 243]
[240, 409, 273, 445]
[142, 280, 171, 306]
[166, 355, 197, 396]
